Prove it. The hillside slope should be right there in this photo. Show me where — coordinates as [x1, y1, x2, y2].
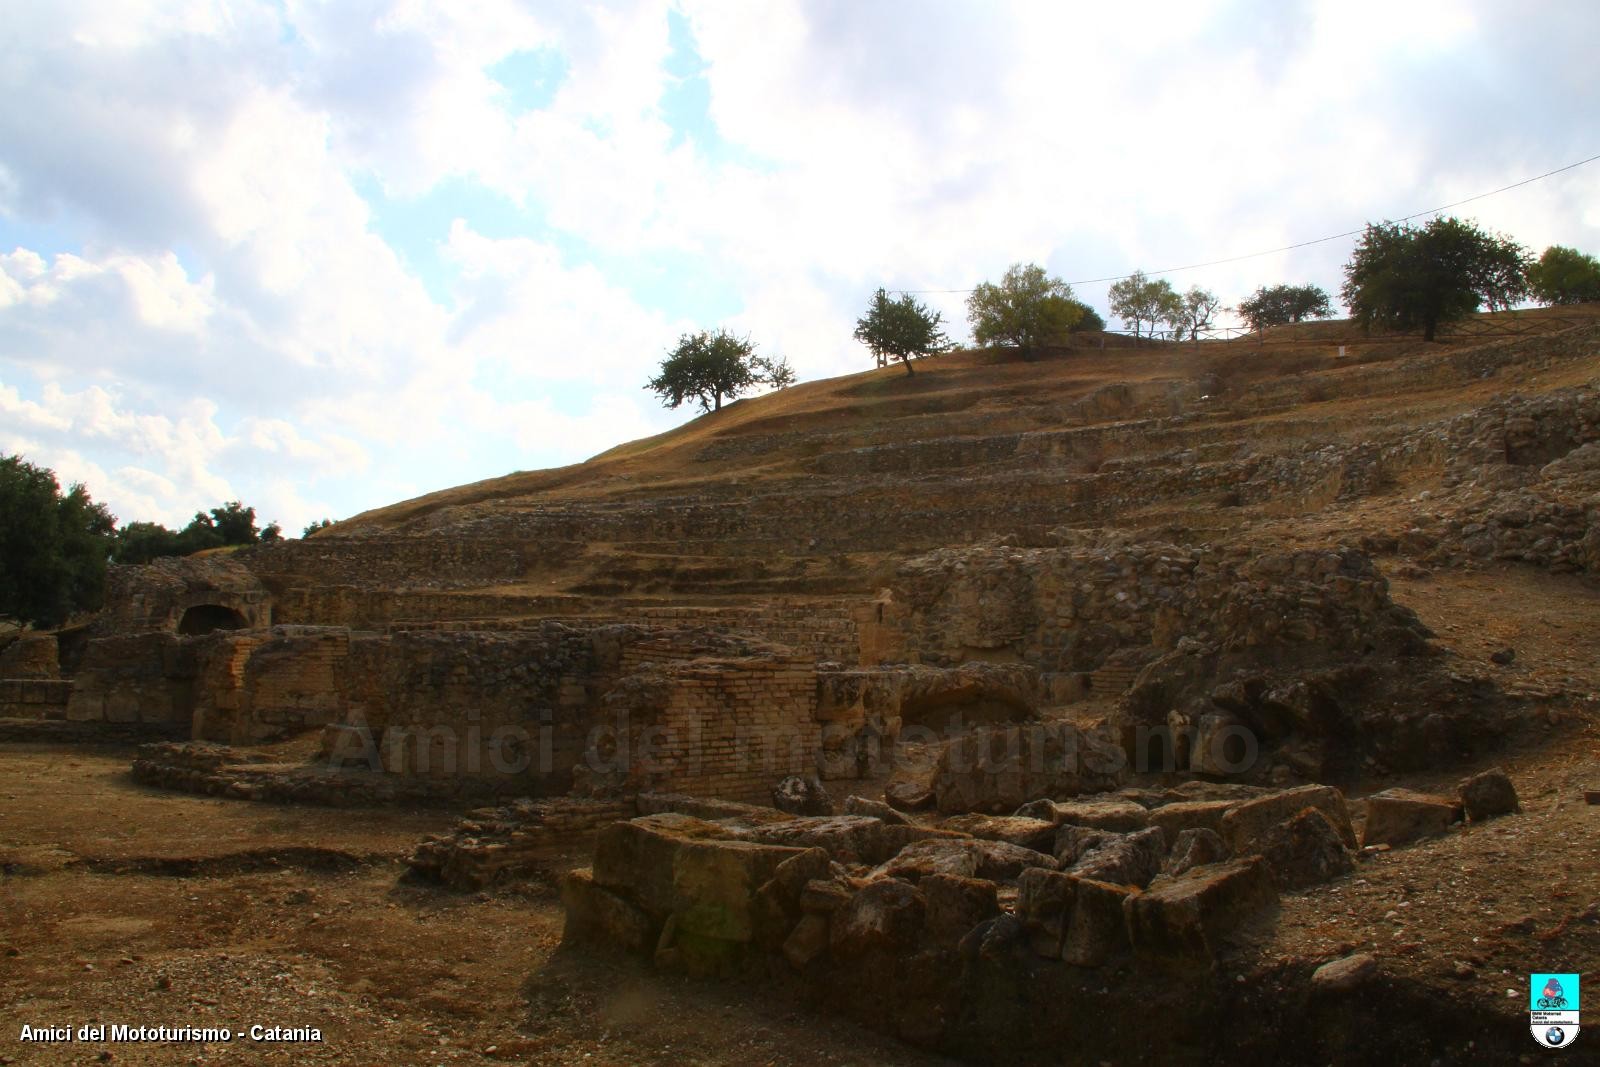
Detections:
[235, 305, 1600, 631]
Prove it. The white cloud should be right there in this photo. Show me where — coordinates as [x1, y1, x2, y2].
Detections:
[1, 0, 1598, 536]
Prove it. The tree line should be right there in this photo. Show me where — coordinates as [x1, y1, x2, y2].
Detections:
[0, 453, 333, 627]
[644, 223, 1600, 394]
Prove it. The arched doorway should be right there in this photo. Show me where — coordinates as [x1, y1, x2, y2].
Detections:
[177, 604, 248, 635]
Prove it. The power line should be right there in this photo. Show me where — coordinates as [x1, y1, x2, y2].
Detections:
[891, 151, 1600, 295]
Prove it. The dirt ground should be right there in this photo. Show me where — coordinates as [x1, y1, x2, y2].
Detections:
[2, 562, 1597, 1065]
[0, 747, 951, 1066]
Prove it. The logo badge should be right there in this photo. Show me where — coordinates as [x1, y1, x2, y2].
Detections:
[1530, 973, 1580, 1049]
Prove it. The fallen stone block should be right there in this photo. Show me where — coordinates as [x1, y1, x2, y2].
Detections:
[1053, 824, 1117, 866]
[941, 814, 1056, 852]
[740, 815, 889, 864]
[1148, 799, 1235, 840]
[1164, 828, 1228, 877]
[830, 879, 926, 957]
[752, 847, 833, 949]
[1219, 784, 1357, 853]
[1016, 867, 1076, 958]
[922, 873, 1001, 944]
[885, 780, 936, 812]
[592, 814, 805, 942]
[1257, 808, 1353, 890]
[1361, 788, 1460, 848]
[1050, 797, 1150, 832]
[561, 868, 658, 955]
[1126, 857, 1278, 959]
[799, 877, 854, 915]
[844, 794, 910, 825]
[1457, 768, 1520, 822]
[782, 913, 831, 969]
[958, 913, 1027, 965]
[874, 837, 1056, 883]
[1069, 826, 1167, 889]
[1062, 877, 1136, 967]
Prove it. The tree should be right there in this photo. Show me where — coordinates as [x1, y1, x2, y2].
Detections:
[1169, 286, 1222, 345]
[113, 501, 281, 563]
[857, 287, 950, 375]
[0, 454, 116, 627]
[646, 329, 761, 412]
[303, 519, 334, 538]
[1107, 270, 1181, 343]
[753, 354, 797, 389]
[1471, 232, 1533, 311]
[965, 263, 1082, 360]
[1069, 302, 1106, 333]
[1236, 284, 1334, 331]
[1342, 217, 1530, 342]
[1528, 245, 1600, 305]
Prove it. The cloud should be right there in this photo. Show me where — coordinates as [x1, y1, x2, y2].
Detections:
[1, 0, 1598, 536]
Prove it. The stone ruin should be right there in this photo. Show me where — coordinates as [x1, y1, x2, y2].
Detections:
[553, 767, 1519, 1059]
[1, 315, 1595, 1057]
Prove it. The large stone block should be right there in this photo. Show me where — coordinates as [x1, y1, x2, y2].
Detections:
[1016, 867, 1076, 958]
[923, 873, 1001, 945]
[1219, 785, 1356, 853]
[1361, 788, 1460, 847]
[1126, 857, 1278, 959]
[741, 815, 889, 864]
[1050, 797, 1150, 832]
[1069, 826, 1167, 889]
[592, 814, 804, 942]
[875, 837, 1056, 883]
[1148, 799, 1235, 840]
[1062, 877, 1136, 967]
[940, 814, 1056, 852]
[1257, 808, 1353, 890]
[829, 879, 926, 957]
[561, 868, 658, 955]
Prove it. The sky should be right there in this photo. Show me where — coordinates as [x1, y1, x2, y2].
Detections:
[1, 0, 1597, 535]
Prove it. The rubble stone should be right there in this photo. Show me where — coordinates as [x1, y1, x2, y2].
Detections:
[1127, 857, 1278, 959]
[1361, 789, 1461, 847]
[1457, 768, 1520, 822]
[1256, 808, 1354, 890]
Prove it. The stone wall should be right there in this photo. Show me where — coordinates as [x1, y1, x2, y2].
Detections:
[0, 633, 60, 678]
[0, 678, 71, 719]
[66, 632, 194, 725]
[868, 539, 1425, 676]
[98, 556, 271, 635]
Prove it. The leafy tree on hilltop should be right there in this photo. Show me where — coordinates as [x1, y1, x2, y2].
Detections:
[646, 329, 763, 412]
[303, 518, 335, 538]
[0, 454, 116, 627]
[856, 287, 950, 375]
[1108, 270, 1181, 343]
[1236, 284, 1333, 331]
[1342, 217, 1530, 341]
[1071, 302, 1106, 333]
[113, 501, 280, 563]
[1528, 245, 1600, 305]
[1169, 286, 1222, 345]
[965, 263, 1082, 360]
[753, 354, 797, 389]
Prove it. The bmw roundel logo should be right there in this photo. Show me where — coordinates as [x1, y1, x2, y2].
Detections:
[1546, 1027, 1566, 1046]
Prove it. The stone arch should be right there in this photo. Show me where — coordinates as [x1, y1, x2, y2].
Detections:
[177, 603, 249, 636]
